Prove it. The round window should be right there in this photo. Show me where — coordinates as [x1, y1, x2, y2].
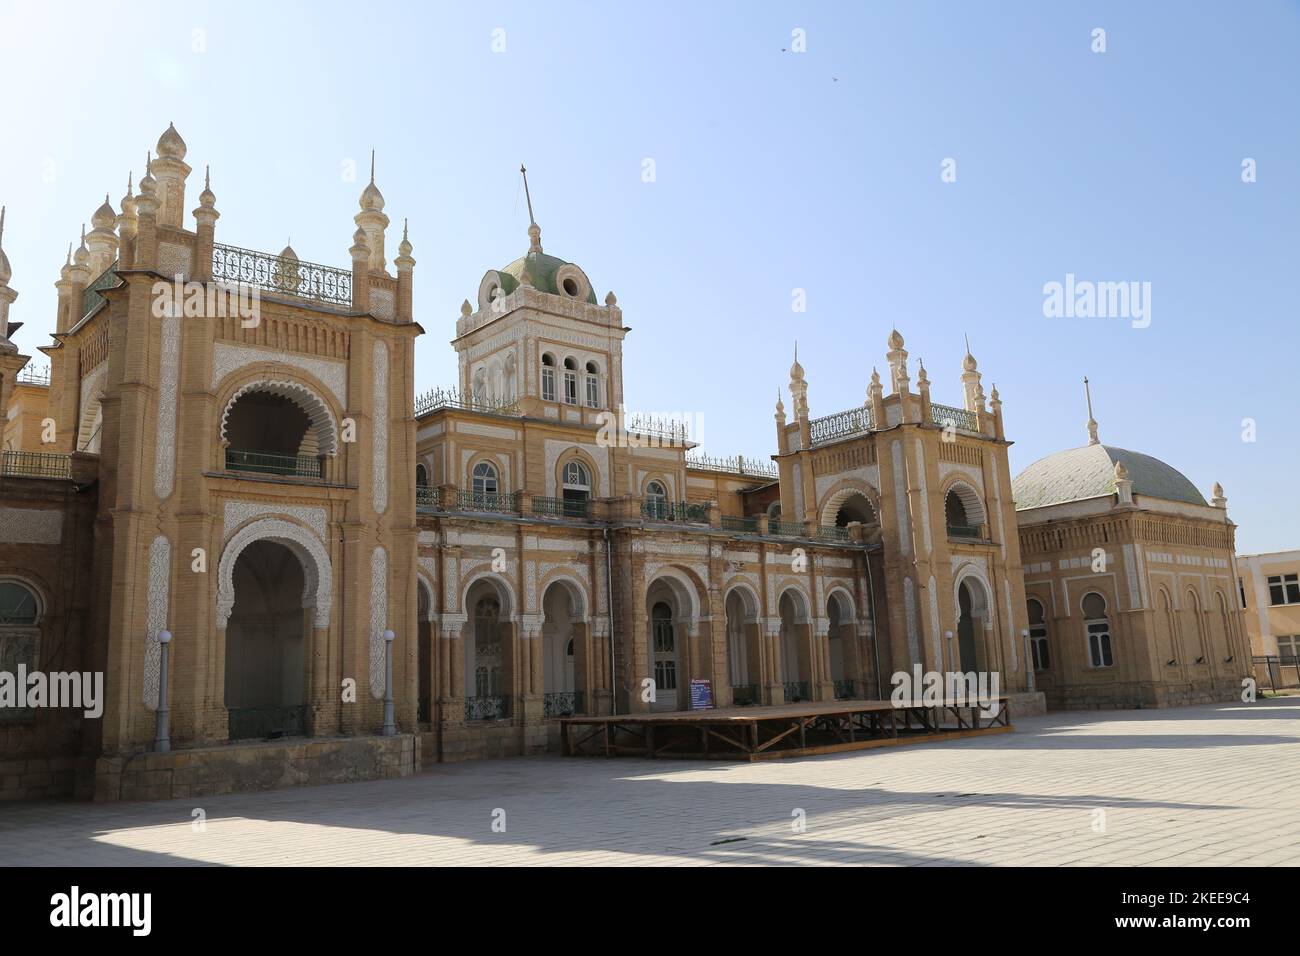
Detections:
[562, 277, 579, 297]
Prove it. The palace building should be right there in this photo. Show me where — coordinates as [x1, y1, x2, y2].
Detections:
[0, 125, 1251, 801]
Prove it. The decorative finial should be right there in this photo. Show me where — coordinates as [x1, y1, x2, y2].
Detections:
[964, 332, 970, 354]
[1084, 375, 1099, 445]
[370, 149, 375, 184]
[403, 217, 408, 241]
[0, 205, 5, 246]
[127, 171, 133, 193]
[205, 165, 210, 190]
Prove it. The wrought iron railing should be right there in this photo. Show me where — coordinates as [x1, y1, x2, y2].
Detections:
[768, 520, 803, 537]
[809, 404, 873, 447]
[641, 499, 709, 523]
[624, 413, 693, 445]
[721, 515, 759, 533]
[685, 453, 778, 479]
[947, 524, 982, 539]
[81, 260, 119, 318]
[228, 704, 308, 740]
[783, 681, 811, 703]
[1, 450, 73, 480]
[532, 495, 591, 519]
[413, 386, 519, 417]
[834, 679, 863, 700]
[465, 696, 510, 721]
[16, 364, 51, 386]
[456, 490, 519, 514]
[1254, 655, 1300, 692]
[211, 242, 352, 307]
[416, 485, 442, 512]
[817, 525, 851, 542]
[543, 690, 584, 718]
[225, 448, 322, 479]
[931, 402, 978, 432]
[731, 684, 759, 707]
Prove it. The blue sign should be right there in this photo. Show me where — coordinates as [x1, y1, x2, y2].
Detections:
[690, 679, 714, 710]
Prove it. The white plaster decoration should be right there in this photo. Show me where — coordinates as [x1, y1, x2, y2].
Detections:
[815, 465, 879, 501]
[211, 342, 348, 407]
[0, 508, 62, 544]
[927, 574, 941, 668]
[158, 241, 193, 279]
[537, 569, 591, 618]
[417, 531, 438, 547]
[791, 462, 804, 519]
[370, 288, 395, 322]
[373, 340, 389, 514]
[904, 576, 919, 666]
[216, 518, 332, 628]
[1123, 544, 1141, 611]
[143, 535, 171, 710]
[153, 313, 180, 500]
[915, 440, 932, 556]
[222, 500, 327, 543]
[891, 440, 911, 557]
[221, 379, 338, 455]
[418, 556, 438, 589]
[938, 462, 983, 491]
[370, 546, 388, 698]
[1004, 578, 1017, 671]
[525, 560, 537, 612]
[544, 439, 609, 496]
[989, 462, 1007, 560]
[444, 555, 460, 610]
[77, 362, 107, 452]
[455, 421, 522, 441]
[1136, 543, 1150, 608]
[446, 531, 518, 550]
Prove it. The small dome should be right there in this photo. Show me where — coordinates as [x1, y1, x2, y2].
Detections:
[789, 357, 805, 381]
[1213, 481, 1224, 498]
[91, 195, 116, 230]
[280, 244, 298, 261]
[963, 351, 978, 372]
[1014, 444, 1207, 511]
[120, 176, 136, 217]
[888, 329, 905, 350]
[499, 252, 596, 304]
[0, 248, 11, 285]
[359, 180, 385, 212]
[460, 299, 473, 317]
[156, 123, 187, 160]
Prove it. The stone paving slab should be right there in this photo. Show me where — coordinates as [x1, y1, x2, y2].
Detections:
[1, 699, 1297, 866]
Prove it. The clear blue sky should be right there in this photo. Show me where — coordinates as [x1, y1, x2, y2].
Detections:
[1, 1, 1295, 553]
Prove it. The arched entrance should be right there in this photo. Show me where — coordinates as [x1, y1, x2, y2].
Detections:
[465, 578, 512, 721]
[779, 589, 812, 702]
[956, 578, 989, 674]
[417, 578, 434, 724]
[827, 590, 857, 698]
[542, 581, 585, 716]
[225, 540, 309, 740]
[724, 587, 761, 705]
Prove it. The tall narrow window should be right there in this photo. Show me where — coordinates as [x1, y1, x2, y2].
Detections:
[1027, 598, 1050, 671]
[1083, 592, 1112, 668]
[563, 357, 578, 405]
[585, 361, 600, 408]
[471, 461, 499, 503]
[561, 460, 591, 517]
[645, 480, 668, 520]
[541, 353, 556, 402]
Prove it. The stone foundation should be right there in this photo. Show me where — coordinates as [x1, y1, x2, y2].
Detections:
[93, 734, 419, 802]
[1008, 690, 1047, 718]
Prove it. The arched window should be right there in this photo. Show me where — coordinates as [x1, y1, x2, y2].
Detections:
[645, 479, 668, 519]
[584, 360, 601, 408]
[945, 490, 971, 536]
[0, 581, 42, 718]
[472, 461, 499, 499]
[1027, 598, 1050, 671]
[651, 601, 676, 694]
[1082, 592, 1112, 668]
[767, 501, 782, 520]
[472, 367, 488, 405]
[561, 460, 591, 516]
[473, 596, 501, 698]
[415, 463, 428, 488]
[541, 353, 556, 403]
[562, 357, 578, 405]
[0, 581, 40, 626]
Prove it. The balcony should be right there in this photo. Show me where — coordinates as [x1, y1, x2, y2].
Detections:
[809, 404, 873, 447]
[931, 402, 979, 432]
[416, 486, 442, 513]
[1, 450, 73, 480]
[414, 386, 520, 418]
[225, 448, 322, 480]
[721, 515, 759, 533]
[532, 495, 591, 520]
[947, 524, 983, 540]
[731, 684, 760, 706]
[768, 519, 803, 537]
[783, 681, 811, 703]
[641, 499, 709, 523]
[685, 453, 778, 479]
[543, 690, 584, 718]
[465, 696, 510, 721]
[456, 490, 520, 514]
[211, 242, 352, 307]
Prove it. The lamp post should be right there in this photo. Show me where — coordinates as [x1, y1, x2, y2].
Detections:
[1022, 628, 1035, 692]
[382, 629, 396, 736]
[154, 629, 172, 753]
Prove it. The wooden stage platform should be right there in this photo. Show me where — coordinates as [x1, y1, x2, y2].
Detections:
[559, 697, 1012, 761]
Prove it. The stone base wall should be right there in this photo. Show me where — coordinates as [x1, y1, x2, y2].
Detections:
[93, 734, 419, 802]
[1007, 690, 1047, 718]
[432, 719, 548, 763]
[1045, 677, 1245, 711]
[0, 754, 98, 801]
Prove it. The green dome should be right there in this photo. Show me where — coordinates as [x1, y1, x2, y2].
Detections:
[501, 252, 597, 304]
[1012, 444, 1207, 511]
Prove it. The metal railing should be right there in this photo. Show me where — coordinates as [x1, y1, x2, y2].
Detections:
[624, 413, 693, 445]
[721, 515, 759, 534]
[783, 681, 811, 703]
[16, 365, 50, 386]
[225, 448, 322, 479]
[532, 495, 591, 519]
[947, 524, 982, 539]
[809, 404, 873, 447]
[685, 453, 778, 479]
[1, 450, 73, 480]
[731, 684, 760, 707]
[228, 705, 308, 740]
[456, 490, 519, 514]
[641, 499, 709, 523]
[211, 242, 352, 307]
[1254, 655, 1300, 692]
[81, 260, 119, 318]
[543, 690, 584, 718]
[416, 485, 442, 512]
[931, 403, 978, 432]
[768, 520, 803, 537]
[816, 525, 851, 542]
[834, 679, 864, 700]
[414, 386, 519, 418]
[465, 696, 510, 721]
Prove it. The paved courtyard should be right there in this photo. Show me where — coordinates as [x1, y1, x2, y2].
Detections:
[2, 699, 1298, 866]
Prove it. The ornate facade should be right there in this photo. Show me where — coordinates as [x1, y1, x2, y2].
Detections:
[0, 125, 1247, 801]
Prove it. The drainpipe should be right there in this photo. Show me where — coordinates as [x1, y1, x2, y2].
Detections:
[154, 630, 172, 752]
[865, 553, 882, 699]
[604, 527, 617, 715]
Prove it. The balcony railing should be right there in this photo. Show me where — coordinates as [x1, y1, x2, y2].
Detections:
[211, 242, 352, 307]
[414, 386, 519, 417]
[416, 486, 442, 512]
[456, 490, 519, 514]
[721, 515, 759, 534]
[16, 365, 51, 386]
[685, 453, 778, 479]
[768, 520, 803, 537]
[225, 448, 322, 479]
[543, 690, 584, 718]
[834, 679, 864, 700]
[641, 499, 709, 523]
[931, 402, 978, 432]
[81, 260, 119, 318]
[532, 495, 591, 520]
[783, 681, 811, 703]
[947, 524, 982, 540]
[816, 525, 851, 543]
[1, 450, 73, 480]
[731, 684, 760, 707]
[809, 404, 873, 447]
[465, 696, 510, 721]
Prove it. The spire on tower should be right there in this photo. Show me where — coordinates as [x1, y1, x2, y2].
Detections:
[521, 164, 542, 253]
[1084, 375, 1099, 445]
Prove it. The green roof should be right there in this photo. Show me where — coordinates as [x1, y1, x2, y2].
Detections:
[1012, 443, 1207, 511]
[501, 252, 597, 304]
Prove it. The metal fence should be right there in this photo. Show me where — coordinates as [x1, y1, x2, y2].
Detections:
[1254, 655, 1300, 692]
[212, 242, 352, 307]
[1, 450, 72, 480]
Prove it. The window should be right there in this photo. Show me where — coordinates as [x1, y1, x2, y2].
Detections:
[945, 490, 977, 537]
[541, 353, 556, 402]
[0, 581, 41, 722]
[645, 480, 668, 520]
[473, 596, 501, 698]
[1278, 636, 1300, 662]
[1267, 574, 1300, 606]
[1027, 598, 1050, 671]
[561, 460, 591, 516]
[0, 582, 40, 626]
[585, 361, 600, 408]
[563, 358, 578, 405]
[472, 461, 499, 497]
[1082, 592, 1112, 668]
[415, 464, 428, 488]
[1239, 577, 1247, 609]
